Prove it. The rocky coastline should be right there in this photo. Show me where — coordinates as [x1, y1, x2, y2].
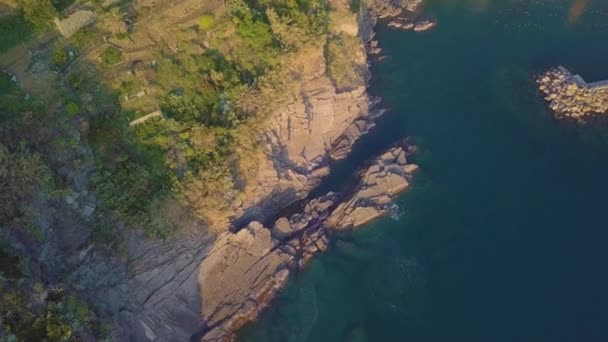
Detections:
[537, 66, 608, 120]
[0, 0, 426, 340]
[188, 1, 425, 340]
[198, 142, 418, 341]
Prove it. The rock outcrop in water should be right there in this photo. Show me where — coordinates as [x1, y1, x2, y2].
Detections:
[372, 0, 436, 32]
[537, 66, 608, 120]
[327, 144, 417, 229]
[198, 142, 418, 341]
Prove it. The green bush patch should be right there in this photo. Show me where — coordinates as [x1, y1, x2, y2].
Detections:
[198, 14, 215, 30]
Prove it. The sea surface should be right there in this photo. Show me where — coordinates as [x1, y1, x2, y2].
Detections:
[238, 1, 608, 341]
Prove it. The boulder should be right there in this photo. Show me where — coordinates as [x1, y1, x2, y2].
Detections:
[414, 18, 437, 32]
[272, 217, 293, 239]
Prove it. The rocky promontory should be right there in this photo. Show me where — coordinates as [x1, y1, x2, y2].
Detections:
[537, 66, 608, 120]
[120, 0, 426, 339]
[198, 142, 418, 341]
[0, 0, 426, 340]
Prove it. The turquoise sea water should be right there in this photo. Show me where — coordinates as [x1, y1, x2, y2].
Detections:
[239, 1, 608, 341]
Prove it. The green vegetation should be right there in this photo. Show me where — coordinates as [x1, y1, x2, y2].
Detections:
[52, 48, 69, 67]
[0, 72, 35, 116]
[85, 0, 333, 230]
[0, 0, 66, 53]
[65, 101, 79, 116]
[0, 15, 33, 52]
[101, 46, 122, 65]
[50, 0, 76, 11]
[0, 143, 45, 223]
[0, 262, 98, 341]
[326, 33, 365, 91]
[348, 0, 362, 13]
[198, 14, 215, 30]
[0, 0, 343, 234]
[19, 0, 57, 32]
[92, 155, 171, 238]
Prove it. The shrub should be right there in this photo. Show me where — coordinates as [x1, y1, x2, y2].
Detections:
[198, 14, 214, 30]
[101, 46, 122, 65]
[349, 0, 362, 13]
[52, 49, 68, 67]
[0, 286, 97, 341]
[19, 0, 57, 32]
[65, 102, 79, 116]
[0, 143, 44, 222]
[326, 33, 365, 91]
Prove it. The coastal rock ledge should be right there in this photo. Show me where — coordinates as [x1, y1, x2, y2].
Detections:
[199, 142, 418, 341]
[537, 66, 608, 120]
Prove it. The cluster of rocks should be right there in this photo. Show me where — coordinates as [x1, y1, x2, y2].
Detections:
[537, 66, 608, 120]
[198, 143, 418, 341]
[374, 0, 437, 32]
[387, 16, 436, 32]
[327, 144, 417, 229]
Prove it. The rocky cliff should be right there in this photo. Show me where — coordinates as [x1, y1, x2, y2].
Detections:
[113, 0, 426, 340]
[107, 1, 379, 338]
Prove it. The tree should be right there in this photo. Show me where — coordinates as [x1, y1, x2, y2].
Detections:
[19, 0, 57, 32]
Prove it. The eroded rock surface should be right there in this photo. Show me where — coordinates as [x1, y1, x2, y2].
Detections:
[413, 18, 437, 32]
[199, 222, 292, 341]
[233, 43, 374, 226]
[198, 142, 418, 341]
[3, 1, 426, 341]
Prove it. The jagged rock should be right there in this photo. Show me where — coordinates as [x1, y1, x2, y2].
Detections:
[81, 203, 96, 217]
[405, 0, 424, 12]
[272, 217, 293, 239]
[388, 18, 415, 30]
[316, 236, 328, 252]
[414, 18, 437, 32]
[194, 143, 418, 341]
[327, 144, 418, 230]
[281, 245, 297, 255]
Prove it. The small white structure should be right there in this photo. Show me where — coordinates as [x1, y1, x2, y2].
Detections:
[129, 110, 163, 126]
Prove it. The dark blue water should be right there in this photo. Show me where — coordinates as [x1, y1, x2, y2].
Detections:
[239, 1, 608, 341]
